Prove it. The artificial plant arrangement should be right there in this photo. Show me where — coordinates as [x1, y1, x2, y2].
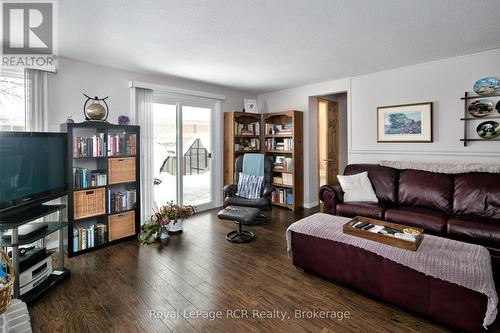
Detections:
[138, 201, 195, 245]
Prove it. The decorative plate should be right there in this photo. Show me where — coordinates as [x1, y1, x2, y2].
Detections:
[473, 77, 499, 95]
[468, 99, 493, 117]
[476, 121, 500, 139]
[496, 100, 500, 113]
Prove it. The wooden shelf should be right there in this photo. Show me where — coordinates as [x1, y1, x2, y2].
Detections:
[461, 92, 500, 146]
[224, 112, 263, 185]
[273, 169, 293, 173]
[460, 116, 500, 121]
[272, 183, 293, 188]
[460, 93, 500, 100]
[272, 201, 293, 209]
[264, 111, 303, 211]
[266, 150, 293, 154]
[235, 150, 260, 154]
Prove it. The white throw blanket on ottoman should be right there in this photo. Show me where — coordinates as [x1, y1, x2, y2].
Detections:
[286, 213, 498, 328]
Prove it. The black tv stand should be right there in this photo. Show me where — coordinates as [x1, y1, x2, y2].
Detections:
[0, 204, 66, 225]
[0, 203, 70, 302]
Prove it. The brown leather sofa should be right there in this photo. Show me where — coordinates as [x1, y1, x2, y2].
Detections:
[319, 164, 500, 280]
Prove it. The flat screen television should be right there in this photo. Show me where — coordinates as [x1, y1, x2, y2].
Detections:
[0, 131, 68, 214]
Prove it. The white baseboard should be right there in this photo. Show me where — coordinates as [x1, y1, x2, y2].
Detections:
[303, 201, 319, 209]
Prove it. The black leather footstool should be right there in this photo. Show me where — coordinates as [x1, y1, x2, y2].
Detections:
[217, 206, 261, 243]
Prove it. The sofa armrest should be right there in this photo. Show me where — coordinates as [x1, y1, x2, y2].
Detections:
[319, 184, 344, 215]
[223, 184, 237, 198]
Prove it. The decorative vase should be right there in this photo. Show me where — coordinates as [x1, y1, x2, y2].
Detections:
[168, 219, 183, 234]
[83, 94, 109, 122]
[118, 115, 130, 125]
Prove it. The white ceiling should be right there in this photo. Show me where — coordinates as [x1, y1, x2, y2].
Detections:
[59, 0, 500, 93]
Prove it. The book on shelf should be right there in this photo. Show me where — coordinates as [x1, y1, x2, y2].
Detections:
[107, 189, 137, 214]
[273, 176, 283, 184]
[73, 168, 107, 189]
[272, 156, 293, 171]
[282, 173, 293, 185]
[73, 133, 105, 157]
[235, 122, 260, 136]
[265, 138, 293, 151]
[74, 223, 107, 252]
[108, 133, 137, 156]
[234, 137, 259, 151]
[272, 188, 293, 205]
[265, 123, 293, 135]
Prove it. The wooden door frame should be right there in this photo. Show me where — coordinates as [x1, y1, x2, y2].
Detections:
[317, 98, 340, 191]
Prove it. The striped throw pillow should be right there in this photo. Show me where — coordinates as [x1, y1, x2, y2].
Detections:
[236, 173, 264, 199]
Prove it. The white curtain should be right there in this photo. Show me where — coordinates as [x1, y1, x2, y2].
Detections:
[131, 87, 154, 223]
[24, 68, 48, 132]
[24, 68, 56, 247]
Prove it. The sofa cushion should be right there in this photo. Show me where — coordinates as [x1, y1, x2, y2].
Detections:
[385, 206, 448, 234]
[344, 164, 398, 204]
[337, 172, 378, 202]
[336, 202, 387, 220]
[454, 173, 500, 219]
[447, 215, 500, 248]
[398, 170, 454, 214]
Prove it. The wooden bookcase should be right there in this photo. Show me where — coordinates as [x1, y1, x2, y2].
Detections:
[263, 111, 303, 210]
[223, 112, 262, 185]
[60, 122, 140, 257]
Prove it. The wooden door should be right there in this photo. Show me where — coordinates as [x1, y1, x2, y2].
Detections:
[318, 99, 339, 188]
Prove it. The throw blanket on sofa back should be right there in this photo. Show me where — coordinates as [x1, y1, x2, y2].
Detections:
[243, 153, 264, 176]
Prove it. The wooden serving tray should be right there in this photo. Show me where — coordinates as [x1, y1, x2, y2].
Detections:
[343, 216, 424, 251]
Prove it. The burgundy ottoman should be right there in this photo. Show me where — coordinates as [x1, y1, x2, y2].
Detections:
[287, 213, 498, 333]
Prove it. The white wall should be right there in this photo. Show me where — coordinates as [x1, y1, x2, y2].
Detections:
[258, 48, 500, 209]
[47, 57, 256, 209]
[47, 57, 255, 131]
[258, 79, 350, 208]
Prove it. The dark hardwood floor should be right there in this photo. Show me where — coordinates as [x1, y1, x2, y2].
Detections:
[29, 207, 499, 332]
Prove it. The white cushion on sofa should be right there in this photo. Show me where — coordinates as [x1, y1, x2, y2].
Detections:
[337, 172, 378, 202]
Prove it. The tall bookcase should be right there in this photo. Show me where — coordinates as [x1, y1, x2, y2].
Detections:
[60, 122, 141, 257]
[223, 112, 262, 185]
[263, 111, 303, 210]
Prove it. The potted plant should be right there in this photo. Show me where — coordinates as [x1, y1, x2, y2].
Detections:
[161, 201, 195, 234]
[138, 202, 195, 244]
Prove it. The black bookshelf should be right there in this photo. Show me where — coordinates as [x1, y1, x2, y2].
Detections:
[60, 122, 141, 257]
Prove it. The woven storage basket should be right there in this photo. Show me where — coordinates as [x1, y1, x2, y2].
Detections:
[0, 250, 14, 313]
[108, 211, 136, 241]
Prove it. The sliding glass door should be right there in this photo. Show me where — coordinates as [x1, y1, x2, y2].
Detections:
[152, 95, 215, 211]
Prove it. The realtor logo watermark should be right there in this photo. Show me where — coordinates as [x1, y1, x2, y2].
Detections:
[1, 0, 57, 70]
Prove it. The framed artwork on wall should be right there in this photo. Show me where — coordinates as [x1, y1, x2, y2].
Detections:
[377, 102, 433, 143]
[244, 98, 258, 113]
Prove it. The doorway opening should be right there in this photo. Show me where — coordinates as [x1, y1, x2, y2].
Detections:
[317, 93, 348, 192]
